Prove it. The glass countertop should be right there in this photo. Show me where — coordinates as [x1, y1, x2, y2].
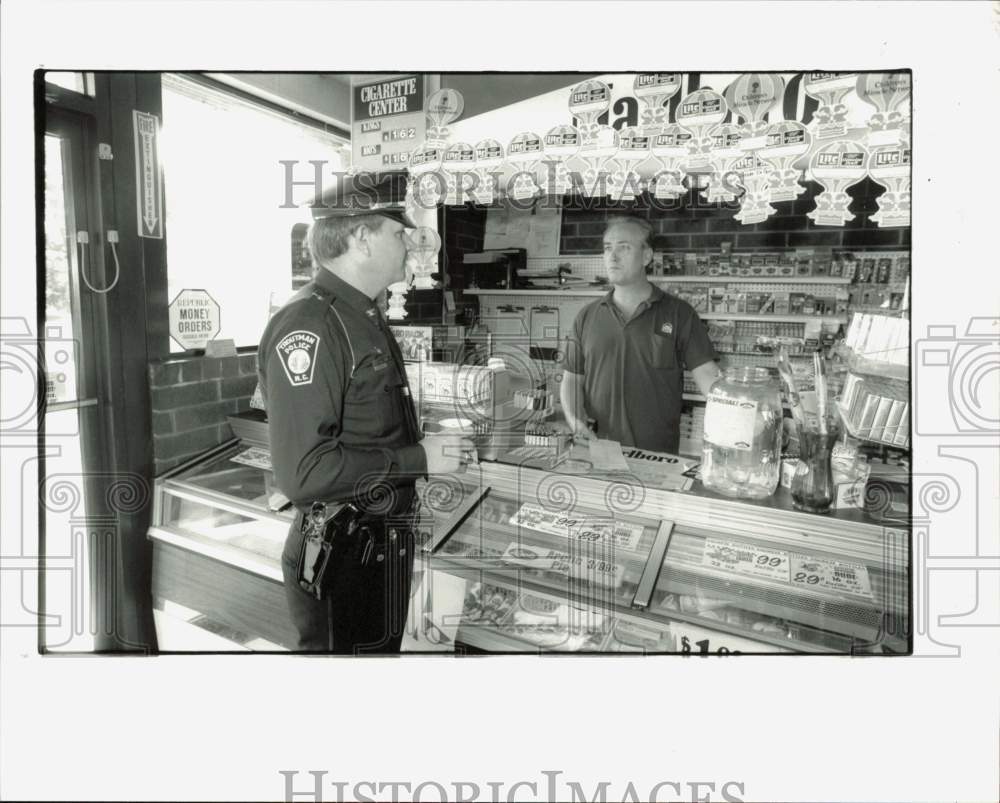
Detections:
[167, 441, 288, 514]
[436, 487, 662, 611]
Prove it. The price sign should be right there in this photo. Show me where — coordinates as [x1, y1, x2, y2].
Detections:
[352, 74, 425, 171]
[789, 555, 874, 600]
[508, 503, 643, 551]
[701, 538, 790, 583]
[500, 542, 625, 589]
[382, 127, 417, 142]
[673, 622, 782, 655]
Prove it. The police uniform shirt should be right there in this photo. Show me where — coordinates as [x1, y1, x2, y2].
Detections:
[561, 284, 717, 454]
[258, 268, 426, 509]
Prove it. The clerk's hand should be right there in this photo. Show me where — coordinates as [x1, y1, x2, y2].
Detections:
[421, 433, 476, 474]
[567, 419, 596, 444]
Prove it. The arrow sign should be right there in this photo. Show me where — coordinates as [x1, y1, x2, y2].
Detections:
[133, 111, 164, 239]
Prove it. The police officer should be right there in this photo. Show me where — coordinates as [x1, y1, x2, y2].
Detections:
[259, 172, 472, 653]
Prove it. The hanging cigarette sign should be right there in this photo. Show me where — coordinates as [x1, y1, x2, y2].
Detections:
[132, 111, 164, 239]
[807, 140, 869, 227]
[169, 289, 221, 351]
[633, 73, 682, 132]
[352, 74, 425, 171]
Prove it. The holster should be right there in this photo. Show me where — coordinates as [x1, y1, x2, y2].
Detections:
[295, 501, 365, 600]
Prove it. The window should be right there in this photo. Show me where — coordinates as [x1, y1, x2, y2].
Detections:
[45, 71, 96, 96]
[161, 75, 347, 350]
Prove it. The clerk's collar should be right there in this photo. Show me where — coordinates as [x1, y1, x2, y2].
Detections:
[313, 266, 379, 313]
[600, 281, 666, 308]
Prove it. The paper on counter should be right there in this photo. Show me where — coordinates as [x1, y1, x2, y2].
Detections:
[401, 569, 466, 652]
[589, 438, 630, 472]
[231, 446, 272, 470]
[482, 206, 510, 249]
[526, 207, 562, 257]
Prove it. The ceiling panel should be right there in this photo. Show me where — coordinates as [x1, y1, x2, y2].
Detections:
[441, 73, 599, 119]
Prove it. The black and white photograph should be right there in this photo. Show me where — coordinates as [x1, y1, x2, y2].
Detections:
[2, 2, 998, 802]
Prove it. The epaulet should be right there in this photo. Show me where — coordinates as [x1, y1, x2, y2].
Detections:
[306, 284, 336, 306]
[263, 285, 330, 343]
[277, 282, 335, 316]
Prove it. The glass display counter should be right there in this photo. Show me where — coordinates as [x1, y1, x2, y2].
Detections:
[421, 459, 909, 654]
[148, 440, 295, 650]
[148, 439, 908, 654]
[148, 440, 449, 651]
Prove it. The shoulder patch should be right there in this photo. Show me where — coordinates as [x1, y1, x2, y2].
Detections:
[660, 322, 673, 335]
[275, 330, 320, 386]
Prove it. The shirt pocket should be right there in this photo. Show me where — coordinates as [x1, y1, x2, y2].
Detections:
[343, 351, 400, 438]
[649, 334, 679, 369]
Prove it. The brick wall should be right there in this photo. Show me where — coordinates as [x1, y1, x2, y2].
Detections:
[402, 288, 446, 324]
[149, 353, 259, 476]
[442, 205, 487, 323]
[559, 178, 908, 254]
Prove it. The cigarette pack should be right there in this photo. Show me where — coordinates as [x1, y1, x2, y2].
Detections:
[882, 399, 906, 443]
[841, 373, 863, 411]
[858, 394, 880, 433]
[849, 384, 870, 423]
[893, 405, 910, 447]
[870, 396, 894, 442]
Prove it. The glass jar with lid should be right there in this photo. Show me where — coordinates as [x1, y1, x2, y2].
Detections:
[700, 366, 782, 500]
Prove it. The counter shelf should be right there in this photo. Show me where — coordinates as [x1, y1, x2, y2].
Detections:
[148, 438, 909, 654]
[421, 457, 908, 654]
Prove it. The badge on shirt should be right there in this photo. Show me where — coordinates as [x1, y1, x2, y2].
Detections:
[660, 322, 674, 335]
[276, 330, 320, 386]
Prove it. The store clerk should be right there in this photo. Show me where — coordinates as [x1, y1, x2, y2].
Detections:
[560, 216, 720, 455]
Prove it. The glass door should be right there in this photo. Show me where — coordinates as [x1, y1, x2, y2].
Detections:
[41, 108, 109, 652]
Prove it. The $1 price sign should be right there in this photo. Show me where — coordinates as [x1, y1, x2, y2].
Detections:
[672, 622, 784, 655]
[680, 634, 740, 656]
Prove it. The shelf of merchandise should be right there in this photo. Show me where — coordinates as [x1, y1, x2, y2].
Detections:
[468, 290, 847, 325]
[653, 275, 853, 285]
[700, 312, 847, 324]
[836, 401, 909, 449]
[465, 288, 608, 297]
[843, 348, 909, 383]
[467, 287, 848, 299]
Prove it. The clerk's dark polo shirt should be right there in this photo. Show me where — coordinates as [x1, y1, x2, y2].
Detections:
[562, 284, 717, 454]
[258, 268, 425, 512]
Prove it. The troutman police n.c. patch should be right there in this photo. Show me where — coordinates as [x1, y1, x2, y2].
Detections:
[276, 330, 320, 386]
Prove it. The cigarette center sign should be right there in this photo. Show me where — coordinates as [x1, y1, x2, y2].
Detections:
[169, 289, 220, 350]
[351, 74, 425, 171]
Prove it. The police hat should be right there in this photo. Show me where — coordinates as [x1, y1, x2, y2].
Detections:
[309, 170, 416, 228]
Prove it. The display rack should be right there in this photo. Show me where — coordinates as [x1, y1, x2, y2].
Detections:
[469, 289, 847, 324]
[835, 315, 911, 449]
[655, 276, 852, 285]
[421, 459, 909, 654]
